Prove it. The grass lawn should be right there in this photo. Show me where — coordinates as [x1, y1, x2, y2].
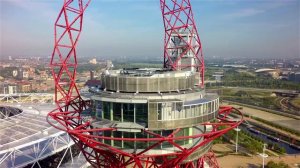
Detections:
[290, 97, 300, 109]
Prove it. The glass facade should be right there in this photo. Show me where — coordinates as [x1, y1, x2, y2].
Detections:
[94, 100, 148, 126]
[113, 131, 123, 147]
[151, 99, 219, 121]
[97, 102, 102, 118]
[100, 128, 193, 149]
[93, 98, 218, 123]
[151, 101, 184, 121]
[91, 97, 218, 150]
[103, 101, 111, 120]
[123, 103, 134, 122]
[175, 128, 191, 146]
[135, 104, 148, 126]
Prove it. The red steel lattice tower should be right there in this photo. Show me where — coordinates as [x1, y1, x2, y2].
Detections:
[50, 0, 90, 110]
[48, 0, 243, 168]
[160, 0, 205, 87]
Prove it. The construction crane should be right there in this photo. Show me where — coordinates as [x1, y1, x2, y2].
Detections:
[48, 1, 243, 167]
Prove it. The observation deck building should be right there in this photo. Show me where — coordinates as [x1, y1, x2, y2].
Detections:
[89, 68, 219, 162]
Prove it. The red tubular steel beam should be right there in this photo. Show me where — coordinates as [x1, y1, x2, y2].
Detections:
[50, 0, 90, 107]
[160, 0, 205, 87]
[48, 0, 243, 167]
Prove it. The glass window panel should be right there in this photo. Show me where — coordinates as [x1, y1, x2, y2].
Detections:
[162, 130, 173, 148]
[184, 106, 191, 118]
[196, 105, 199, 116]
[136, 104, 148, 126]
[149, 131, 161, 149]
[208, 102, 211, 113]
[192, 105, 195, 117]
[157, 103, 162, 120]
[199, 104, 203, 115]
[104, 131, 111, 145]
[204, 104, 208, 114]
[103, 102, 111, 120]
[113, 103, 122, 121]
[123, 103, 134, 122]
[113, 131, 122, 147]
[123, 132, 135, 148]
[175, 128, 190, 145]
[96, 101, 103, 119]
[136, 132, 148, 149]
[162, 102, 172, 120]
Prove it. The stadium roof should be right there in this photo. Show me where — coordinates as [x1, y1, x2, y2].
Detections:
[255, 68, 277, 73]
[0, 103, 59, 152]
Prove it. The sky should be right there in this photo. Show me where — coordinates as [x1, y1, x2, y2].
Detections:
[0, 0, 299, 60]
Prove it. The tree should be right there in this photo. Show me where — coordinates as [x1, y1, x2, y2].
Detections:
[265, 160, 290, 168]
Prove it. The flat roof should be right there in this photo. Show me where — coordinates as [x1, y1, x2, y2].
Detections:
[106, 68, 194, 78]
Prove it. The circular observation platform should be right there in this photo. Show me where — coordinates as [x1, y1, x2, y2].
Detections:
[102, 68, 200, 93]
[47, 69, 243, 167]
[89, 69, 220, 161]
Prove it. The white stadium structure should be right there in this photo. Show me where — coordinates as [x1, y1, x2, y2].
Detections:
[0, 93, 89, 168]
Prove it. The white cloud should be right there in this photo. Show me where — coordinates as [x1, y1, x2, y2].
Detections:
[222, 1, 289, 20]
[4, 0, 59, 20]
[223, 8, 265, 19]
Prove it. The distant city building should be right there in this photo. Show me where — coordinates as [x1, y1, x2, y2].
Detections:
[222, 64, 247, 68]
[16, 68, 23, 80]
[16, 81, 32, 92]
[295, 72, 300, 83]
[106, 60, 113, 69]
[0, 64, 10, 68]
[89, 58, 97, 64]
[12, 70, 18, 78]
[90, 70, 95, 80]
[0, 84, 17, 94]
[212, 71, 224, 82]
[15, 58, 28, 62]
[287, 72, 300, 83]
[8, 85, 17, 94]
[276, 62, 284, 68]
[84, 79, 101, 88]
[0, 80, 33, 94]
[23, 71, 29, 79]
[255, 68, 280, 79]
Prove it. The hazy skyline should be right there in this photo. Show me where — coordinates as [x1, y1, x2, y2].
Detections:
[0, 0, 299, 59]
